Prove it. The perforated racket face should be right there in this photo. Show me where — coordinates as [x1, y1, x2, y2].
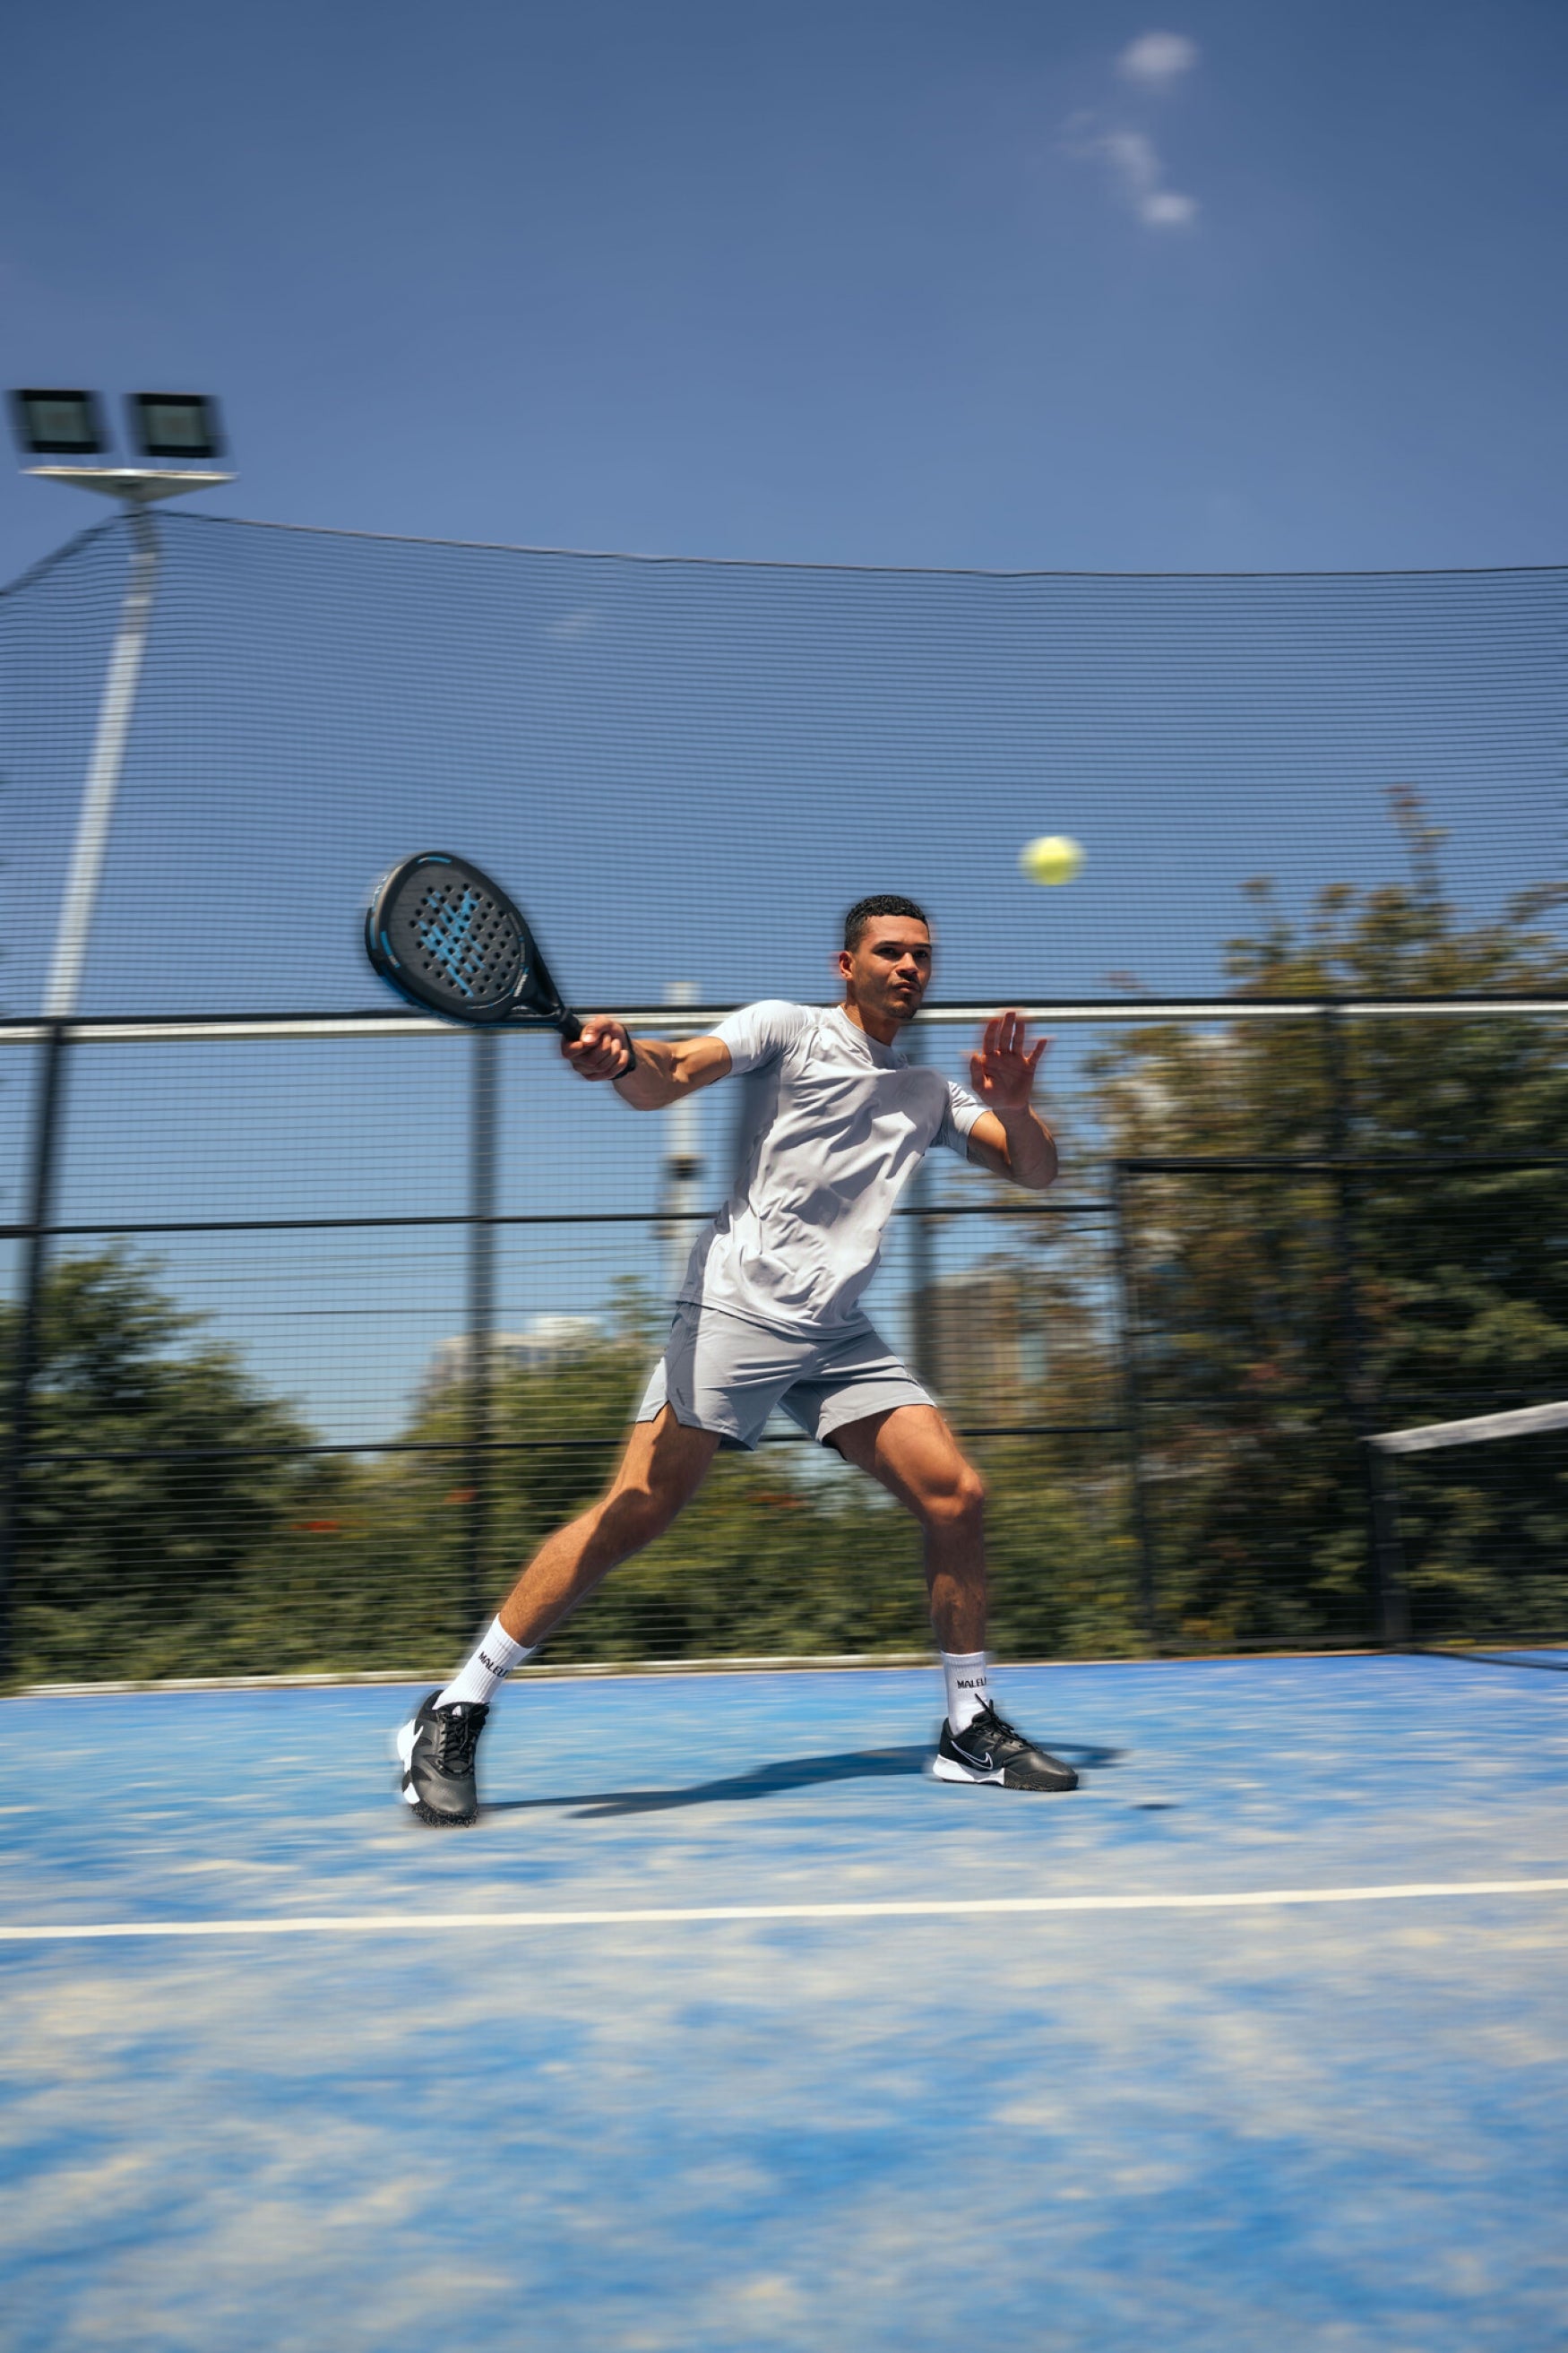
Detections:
[368, 854, 531, 1021]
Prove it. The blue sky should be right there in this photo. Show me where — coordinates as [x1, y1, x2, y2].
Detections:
[4, 0, 1565, 1443]
[4, 0, 1567, 576]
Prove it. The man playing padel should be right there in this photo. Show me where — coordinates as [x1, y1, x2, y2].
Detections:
[399, 893, 1078, 1823]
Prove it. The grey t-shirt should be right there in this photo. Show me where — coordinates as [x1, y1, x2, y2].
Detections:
[677, 1001, 986, 1336]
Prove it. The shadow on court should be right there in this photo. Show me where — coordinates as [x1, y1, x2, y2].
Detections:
[484, 1739, 1126, 1817]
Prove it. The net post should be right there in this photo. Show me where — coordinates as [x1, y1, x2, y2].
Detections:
[0, 1019, 72, 1680]
[465, 1028, 498, 1633]
[1366, 1442, 1412, 1646]
[1110, 1161, 1159, 1649]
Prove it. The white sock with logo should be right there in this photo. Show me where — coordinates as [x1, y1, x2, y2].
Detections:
[435, 1618, 533, 1710]
[942, 1650, 992, 1733]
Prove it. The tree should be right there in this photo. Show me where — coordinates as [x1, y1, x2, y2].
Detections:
[1094, 791, 1568, 1647]
[10, 789, 1560, 1685]
[4, 1250, 330, 1681]
[368, 1257, 1140, 1670]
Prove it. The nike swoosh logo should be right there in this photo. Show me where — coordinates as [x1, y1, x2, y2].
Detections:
[953, 1745, 995, 1771]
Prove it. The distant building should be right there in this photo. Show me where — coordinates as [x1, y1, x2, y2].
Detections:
[422, 1314, 602, 1398]
[910, 1271, 1046, 1404]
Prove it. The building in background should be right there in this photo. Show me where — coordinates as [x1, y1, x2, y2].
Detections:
[909, 1270, 1048, 1409]
[422, 1315, 602, 1400]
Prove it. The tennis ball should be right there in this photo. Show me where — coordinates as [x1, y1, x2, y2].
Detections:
[1020, 834, 1084, 886]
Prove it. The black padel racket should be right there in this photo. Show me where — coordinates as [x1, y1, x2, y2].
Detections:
[365, 851, 582, 1039]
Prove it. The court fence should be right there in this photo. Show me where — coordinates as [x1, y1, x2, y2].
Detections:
[4, 516, 1564, 1683]
[3, 994, 1564, 1686]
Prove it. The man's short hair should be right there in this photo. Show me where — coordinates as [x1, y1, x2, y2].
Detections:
[843, 893, 930, 952]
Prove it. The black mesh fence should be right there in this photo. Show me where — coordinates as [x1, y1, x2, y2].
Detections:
[1117, 1156, 1568, 1654]
[1371, 1422, 1568, 1648]
[1, 515, 1564, 1682]
[2, 513, 1562, 1019]
[0, 1017, 1140, 1683]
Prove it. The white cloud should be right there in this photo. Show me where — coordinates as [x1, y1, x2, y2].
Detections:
[1102, 129, 1162, 199]
[1116, 30, 1198, 87]
[1063, 116, 1198, 229]
[1141, 189, 1198, 226]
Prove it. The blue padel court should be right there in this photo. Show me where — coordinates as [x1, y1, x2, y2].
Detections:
[3, 1654, 1566, 2351]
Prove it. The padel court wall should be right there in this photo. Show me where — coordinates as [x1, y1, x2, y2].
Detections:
[1, 516, 1564, 1682]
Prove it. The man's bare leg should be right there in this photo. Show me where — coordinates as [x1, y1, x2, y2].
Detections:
[831, 1401, 1076, 1790]
[831, 1402, 987, 1652]
[495, 1408, 721, 1648]
[399, 1409, 720, 1823]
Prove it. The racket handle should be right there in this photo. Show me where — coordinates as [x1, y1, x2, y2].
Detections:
[558, 1010, 637, 1070]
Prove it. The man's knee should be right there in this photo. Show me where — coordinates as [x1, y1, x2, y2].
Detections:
[919, 1461, 986, 1531]
[602, 1445, 707, 1550]
[600, 1478, 680, 1552]
[597, 1413, 715, 1551]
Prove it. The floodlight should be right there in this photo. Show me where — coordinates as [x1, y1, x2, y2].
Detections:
[9, 388, 108, 457]
[127, 392, 224, 461]
[15, 385, 233, 504]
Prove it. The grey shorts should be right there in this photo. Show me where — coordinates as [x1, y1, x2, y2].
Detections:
[635, 1301, 934, 1452]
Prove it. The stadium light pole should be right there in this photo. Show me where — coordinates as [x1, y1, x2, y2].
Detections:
[0, 392, 235, 1676]
[9, 392, 234, 1018]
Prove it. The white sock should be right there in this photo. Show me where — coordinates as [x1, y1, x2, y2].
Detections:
[942, 1650, 992, 1733]
[435, 1618, 533, 1710]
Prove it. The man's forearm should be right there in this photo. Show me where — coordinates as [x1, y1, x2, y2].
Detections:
[611, 1036, 687, 1110]
[995, 1108, 1058, 1189]
[565, 1021, 732, 1104]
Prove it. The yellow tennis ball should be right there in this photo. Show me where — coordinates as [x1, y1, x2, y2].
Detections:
[1020, 834, 1084, 886]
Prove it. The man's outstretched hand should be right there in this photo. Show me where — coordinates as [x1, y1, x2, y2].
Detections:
[969, 1010, 1047, 1111]
[564, 1018, 635, 1082]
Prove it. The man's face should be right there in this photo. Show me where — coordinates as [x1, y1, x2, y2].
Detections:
[838, 918, 933, 1024]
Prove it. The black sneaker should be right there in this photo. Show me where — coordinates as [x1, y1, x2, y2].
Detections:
[396, 1691, 488, 1825]
[934, 1701, 1079, 1792]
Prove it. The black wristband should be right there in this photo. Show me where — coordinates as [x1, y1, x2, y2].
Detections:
[621, 1036, 638, 1073]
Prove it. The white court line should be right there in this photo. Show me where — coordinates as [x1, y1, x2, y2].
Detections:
[3, 1878, 1567, 1941]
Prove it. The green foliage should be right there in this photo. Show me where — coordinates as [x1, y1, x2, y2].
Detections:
[1096, 792, 1568, 1647]
[5, 793, 1562, 1681]
[5, 1252, 323, 1681]
[3, 1251, 1141, 1683]
[345, 1340, 940, 1667]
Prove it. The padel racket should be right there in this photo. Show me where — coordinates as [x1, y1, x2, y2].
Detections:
[365, 851, 582, 1038]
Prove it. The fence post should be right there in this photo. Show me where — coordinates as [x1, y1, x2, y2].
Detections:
[465, 1027, 498, 1633]
[1110, 1160, 1159, 1649]
[0, 1021, 71, 1679]
[1320, 1004, 1407, 1643]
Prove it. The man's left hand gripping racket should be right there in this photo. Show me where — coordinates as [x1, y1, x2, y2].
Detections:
[365, 851, 585, 1038]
